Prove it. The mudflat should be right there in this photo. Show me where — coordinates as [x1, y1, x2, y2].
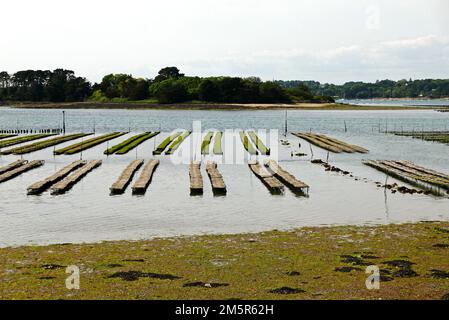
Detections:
[1, 221, 448, 300]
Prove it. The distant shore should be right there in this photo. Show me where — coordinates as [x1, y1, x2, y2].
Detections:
[0, 101, 440, 111]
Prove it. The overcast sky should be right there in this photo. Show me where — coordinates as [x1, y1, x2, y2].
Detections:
[2, 0, 448, 84]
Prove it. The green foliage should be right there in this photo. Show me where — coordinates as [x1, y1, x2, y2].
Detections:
[0, 134, 55, 149]
[201, 132, 214, 155]
[97, 74, 150, 101]
[54, 132, 125, 155]
[165, 131, 191, 155]
[154, 67, 184, 82]
[213, 132, 223, 155]
[198, 79, 220, 101]
[153, 132, 182, 155]
[259, 82, 290, 103]
[287, 83, 314, 101]
[3, 66, 448, 103]
[104, 132, 159, 155]
[1, 133, 91, 155]
[0, 134, 17, 140]
[116, 132, 159, 155]
[149, 74, 292, 104]
[89, 90, 109, 102]
[149, 79, 188, 104]
[247, 131, 270, 155]
[239, 131, 257, 155]
[277, 79, 449, 99]
[104, 133, 150, 155]
[0, 69, 91, 102]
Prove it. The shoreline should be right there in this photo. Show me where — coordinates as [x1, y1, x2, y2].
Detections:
[1, 221, 448, 300]
[0, 101, 440, 111]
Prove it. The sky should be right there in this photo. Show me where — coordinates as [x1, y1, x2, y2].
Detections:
[1, 0, 449, 84]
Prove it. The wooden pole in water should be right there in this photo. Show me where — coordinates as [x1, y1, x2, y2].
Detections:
[80, 136, 84, 160]
[284, 110, 288, 137]
[309, 143, 314, 160]
[62, 111, 66, 135]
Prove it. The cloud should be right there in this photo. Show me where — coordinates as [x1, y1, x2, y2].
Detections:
[179, 35, 449, 84]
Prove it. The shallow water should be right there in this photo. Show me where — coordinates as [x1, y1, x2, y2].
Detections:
[0, 107, 448, 247]
[337, 98, 449, 107]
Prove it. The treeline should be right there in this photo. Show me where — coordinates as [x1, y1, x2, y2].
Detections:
[0, 69, 91, 102]
[2, 68, 448, 103]
[92, 67, 334, 104]
[0, 67, 333, 104]
[277, 79, 449, 99]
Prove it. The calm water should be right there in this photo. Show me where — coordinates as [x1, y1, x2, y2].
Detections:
[0, 107, 449, 247]
[338, 98, 449, 107]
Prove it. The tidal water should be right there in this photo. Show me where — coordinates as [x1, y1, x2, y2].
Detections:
[0, 107, 448, 247]
[338, 98, 449, 107]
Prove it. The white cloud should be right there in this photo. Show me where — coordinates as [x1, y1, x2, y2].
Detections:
[0, 0, 448, 83]
[179, 35, 449, 83]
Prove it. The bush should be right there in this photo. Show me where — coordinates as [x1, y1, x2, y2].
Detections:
[89, 90, 109, 102]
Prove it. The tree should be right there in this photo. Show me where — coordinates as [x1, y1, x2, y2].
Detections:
[65, 76, 92, 101]
[150, 79, 188, 103]
[198, 79, 220, 101]
[288, 83, 314, 101]
[0, 71, 11, 100]
[217, 77, 242, 102]
[97, 74, 149, 101]
[259, 82, 289, 103]
[0, 71, 10, 88]
[154, 67, 184, 82]
[46, 69, 75, 102]
[99, 74, 133, 99]
[128, 78, 150, 100]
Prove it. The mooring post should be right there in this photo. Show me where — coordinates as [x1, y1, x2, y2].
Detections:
[62, 111, 66, 135]
[284, 110, 288, 137]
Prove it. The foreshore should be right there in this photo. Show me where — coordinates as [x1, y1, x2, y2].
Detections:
[0, 101, 438, 110]
[1, 221, 448, 300]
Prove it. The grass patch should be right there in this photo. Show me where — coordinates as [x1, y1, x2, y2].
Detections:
[165, 132, 191, 155]
[1, 133, 91, 155]
[248, 131, 270, 155]
[213, 132, 223, 155]
[1, 222, 449, 299]
[201, 132, 214, 155]
[239, 131, 257, 155]
[54, 133, 126, 155]
[153, 132, 182, 155]
[0, 134, 55, 149]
